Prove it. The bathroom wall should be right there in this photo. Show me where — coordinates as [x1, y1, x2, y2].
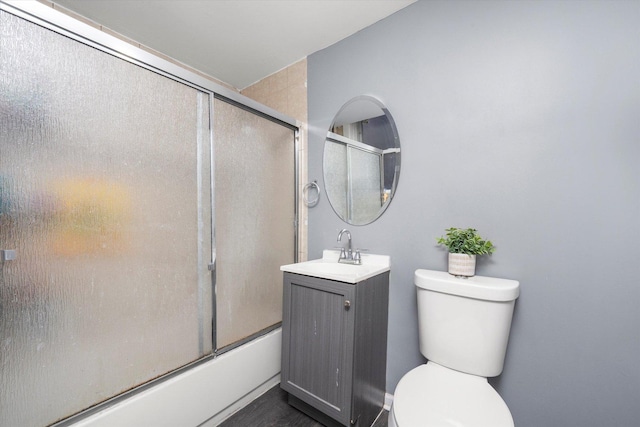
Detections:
[241, 59, 308, 123]
[307, 1, 640, 426]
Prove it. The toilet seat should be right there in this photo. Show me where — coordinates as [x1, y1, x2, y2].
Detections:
[391, 362, 514, 427]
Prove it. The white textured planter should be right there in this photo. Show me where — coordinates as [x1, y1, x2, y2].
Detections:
[448, 253, 476, 277]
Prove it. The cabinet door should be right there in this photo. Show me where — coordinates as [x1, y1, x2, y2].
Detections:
[282, 273, 355, 426]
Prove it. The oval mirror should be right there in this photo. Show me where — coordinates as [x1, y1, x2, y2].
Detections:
[323, 96, 400, 225]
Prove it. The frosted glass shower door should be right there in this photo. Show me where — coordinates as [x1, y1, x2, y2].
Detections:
[0, 10, 212, 427]
[214, 99, 296, 349]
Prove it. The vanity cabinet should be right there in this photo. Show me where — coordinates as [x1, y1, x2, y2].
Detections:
[281, 271, 389, 427]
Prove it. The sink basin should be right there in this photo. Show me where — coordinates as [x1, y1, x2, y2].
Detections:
[281, 250, 390, 283]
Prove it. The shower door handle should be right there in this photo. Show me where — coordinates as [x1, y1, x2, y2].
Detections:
[208, 252, 216, 272]
[1, 250, 16, 262]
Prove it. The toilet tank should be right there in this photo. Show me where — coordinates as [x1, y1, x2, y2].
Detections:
[415, 269, 520, 377]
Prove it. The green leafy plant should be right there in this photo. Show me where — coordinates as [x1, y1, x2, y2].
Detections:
[436, 227, 495, 255]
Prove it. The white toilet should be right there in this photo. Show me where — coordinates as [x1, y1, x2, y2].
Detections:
[389, 269, 520, 427]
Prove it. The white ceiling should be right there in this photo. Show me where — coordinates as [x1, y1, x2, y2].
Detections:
[53, 0, 416, 90]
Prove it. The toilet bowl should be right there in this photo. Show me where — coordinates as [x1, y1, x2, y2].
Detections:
[389, 363, 513, 427]
[390, 269, 519, 427]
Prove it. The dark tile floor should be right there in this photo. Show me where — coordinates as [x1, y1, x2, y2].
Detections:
[219, 384, 389, 427]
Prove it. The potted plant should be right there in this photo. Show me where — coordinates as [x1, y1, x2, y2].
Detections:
[436, 227, 495, 277]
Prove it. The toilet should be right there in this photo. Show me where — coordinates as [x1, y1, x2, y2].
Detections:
[389, 269, 520, 427]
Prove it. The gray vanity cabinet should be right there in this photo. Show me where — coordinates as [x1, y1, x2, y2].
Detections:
[281, 271, 389, 427]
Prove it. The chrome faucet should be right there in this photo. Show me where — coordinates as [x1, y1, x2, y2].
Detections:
[337, 229, 361, 264]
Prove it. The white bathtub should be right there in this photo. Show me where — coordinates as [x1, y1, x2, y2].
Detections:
[70, 329, 282, 427]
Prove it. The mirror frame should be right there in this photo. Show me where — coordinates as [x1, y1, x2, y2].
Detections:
[323, 95, 401, 225]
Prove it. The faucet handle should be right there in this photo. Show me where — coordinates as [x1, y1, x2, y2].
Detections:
[334, 246, 347, 259]
[353, 248, 368, 264]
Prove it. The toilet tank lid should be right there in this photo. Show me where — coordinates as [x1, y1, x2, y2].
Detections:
[415, 269, 520, 301]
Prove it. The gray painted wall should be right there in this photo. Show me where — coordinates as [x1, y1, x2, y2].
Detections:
[307, 1, 639, 425]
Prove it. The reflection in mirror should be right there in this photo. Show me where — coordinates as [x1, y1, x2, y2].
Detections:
[323, 96, 400, 225]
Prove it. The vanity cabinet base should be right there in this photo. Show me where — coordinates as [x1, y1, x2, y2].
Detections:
[281, 272, 389, 426]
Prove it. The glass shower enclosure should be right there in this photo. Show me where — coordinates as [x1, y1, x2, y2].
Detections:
[0, 4, 297, 426]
